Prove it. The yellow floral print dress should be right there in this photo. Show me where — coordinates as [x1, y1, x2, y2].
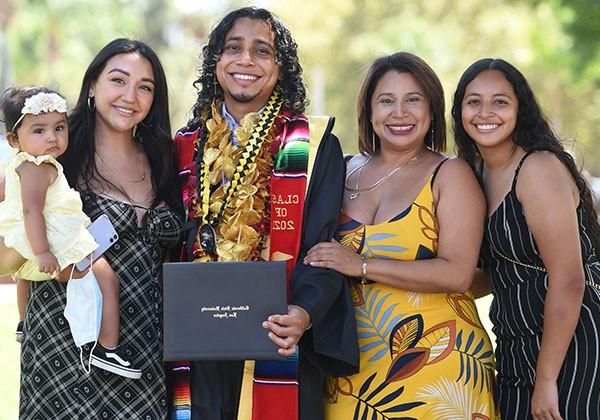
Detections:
[325, 172, 497, 420]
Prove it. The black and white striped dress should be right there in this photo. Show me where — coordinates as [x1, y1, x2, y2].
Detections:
[480, 152, 600, 419]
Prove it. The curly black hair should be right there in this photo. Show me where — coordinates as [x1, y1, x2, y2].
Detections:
[187, 7, 307, 129]
[452, 58, 600, 252]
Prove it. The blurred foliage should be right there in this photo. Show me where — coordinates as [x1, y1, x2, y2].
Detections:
[0, 2, 596, 416]
[0, 0, 598, 172]
[524, 0, 600, 80]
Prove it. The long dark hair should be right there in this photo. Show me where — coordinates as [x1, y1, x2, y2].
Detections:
[61, 38, 183, 215]
[187, 7, 307, 129]
[356, 52, 446, 156]
[452, 58, 600, 251]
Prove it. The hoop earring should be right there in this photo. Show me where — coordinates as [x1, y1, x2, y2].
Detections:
[140, 119, 152, 128]
[87, 96, 95, 111]
[133, 124, 139, 140]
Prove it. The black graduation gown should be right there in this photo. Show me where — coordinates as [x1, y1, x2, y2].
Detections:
[292, 119, 359, 420]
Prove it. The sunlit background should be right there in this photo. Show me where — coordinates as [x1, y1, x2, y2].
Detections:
[1, 0, 599, 165]
[0, 0, 598, 417]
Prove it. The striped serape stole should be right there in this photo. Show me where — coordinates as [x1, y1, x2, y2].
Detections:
[169, 361, 191, 419]
[238, 116, 328, 420]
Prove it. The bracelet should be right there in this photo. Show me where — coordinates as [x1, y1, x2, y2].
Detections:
[360, 255, 368, 285]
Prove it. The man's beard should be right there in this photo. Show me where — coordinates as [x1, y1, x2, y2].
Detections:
[230, 92, 257, 103]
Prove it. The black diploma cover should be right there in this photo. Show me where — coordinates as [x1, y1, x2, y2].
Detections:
[162, 261, 287, 361]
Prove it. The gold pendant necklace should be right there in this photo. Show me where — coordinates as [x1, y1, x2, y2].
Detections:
[347, 159, 369, 200]
[345, 150, 426, 200]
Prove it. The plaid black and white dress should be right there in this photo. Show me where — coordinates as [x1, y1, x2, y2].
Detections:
[19, 190, 182, 419]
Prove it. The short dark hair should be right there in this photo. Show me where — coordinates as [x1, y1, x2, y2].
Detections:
[357, 52, 446, 156]
[1, 86, 65, 134]
[62, 38, 182, 214]
[188, 7, 307, 128]
[452, 58, 600, 251]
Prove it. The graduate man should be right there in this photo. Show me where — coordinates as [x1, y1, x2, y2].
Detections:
[169, 6, 358, 420]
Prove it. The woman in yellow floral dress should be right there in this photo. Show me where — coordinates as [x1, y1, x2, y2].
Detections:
[304, 52, 497, 419]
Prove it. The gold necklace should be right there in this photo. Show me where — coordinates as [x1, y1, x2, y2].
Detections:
[345, 150, 426, 200]
[95, 150, 146, 183]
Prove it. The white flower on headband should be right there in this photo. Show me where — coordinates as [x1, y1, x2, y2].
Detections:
[21, 92, 68, 115]
[11, 92, 68, 133]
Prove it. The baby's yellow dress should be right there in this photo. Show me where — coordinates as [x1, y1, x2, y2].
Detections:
[325, 173, 497, 419]
[0, 151, 97, 280]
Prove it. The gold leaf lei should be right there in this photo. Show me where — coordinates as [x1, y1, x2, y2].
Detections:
[193, 100, 277, 262]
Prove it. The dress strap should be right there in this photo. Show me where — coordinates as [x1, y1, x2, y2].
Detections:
[511, 151, 534, 190]
[431, 157, 451, 186]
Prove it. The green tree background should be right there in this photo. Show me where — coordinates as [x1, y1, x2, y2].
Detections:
[0, 0, 598, 416]
[1, 0, 598, 169]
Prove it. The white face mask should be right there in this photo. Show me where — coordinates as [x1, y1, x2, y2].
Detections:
[63, 268, 103, 372]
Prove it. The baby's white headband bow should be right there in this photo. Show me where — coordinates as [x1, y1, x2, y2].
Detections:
[12, 92, 68, 134]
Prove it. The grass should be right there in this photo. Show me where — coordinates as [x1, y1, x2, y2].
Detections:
[0, 284, 20, 420]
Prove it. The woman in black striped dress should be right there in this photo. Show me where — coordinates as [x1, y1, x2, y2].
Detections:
[452, 58, 600, 420]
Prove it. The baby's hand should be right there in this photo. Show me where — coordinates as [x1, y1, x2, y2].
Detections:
[35, 251, 60, 278]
